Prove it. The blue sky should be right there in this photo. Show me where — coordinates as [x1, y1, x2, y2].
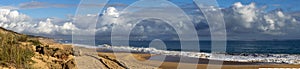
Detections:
[1, 0, 299, 19]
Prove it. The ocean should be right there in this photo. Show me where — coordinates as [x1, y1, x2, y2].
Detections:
[58, 40, 300, 64]
[66, 40, 300, 54]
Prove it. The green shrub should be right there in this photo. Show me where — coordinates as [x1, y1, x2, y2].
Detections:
[18, 35, 28, 42]
[28, 40, 41, 46]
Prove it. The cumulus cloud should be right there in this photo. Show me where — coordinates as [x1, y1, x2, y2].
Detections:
[222, 2, 300, 36]
[102, 7, 120, 18]
[0, 9, 33, 32]
[0, 8, 78, 35]
[35, 18, 78, 35]
[96, 3, 300, 40]
[1, 2, 300, 40]
[96, 6, 202, 40]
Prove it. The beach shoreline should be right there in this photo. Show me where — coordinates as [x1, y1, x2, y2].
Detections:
[97, 51, 300, 69]
[73, 46, 300, 69]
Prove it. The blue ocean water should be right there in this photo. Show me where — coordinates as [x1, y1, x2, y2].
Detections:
[64, 40, 300, 64]
[60, 40, 300, 54]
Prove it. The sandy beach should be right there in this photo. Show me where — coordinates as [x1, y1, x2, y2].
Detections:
[98, 52, 300, 69]
[73, 46, 300, 69]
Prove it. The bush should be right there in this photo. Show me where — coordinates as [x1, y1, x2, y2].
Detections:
[18, 35, 28, 42]
[28, 40, 41, 46]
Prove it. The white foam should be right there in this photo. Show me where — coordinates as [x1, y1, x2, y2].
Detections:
[73, 44, 101, 48]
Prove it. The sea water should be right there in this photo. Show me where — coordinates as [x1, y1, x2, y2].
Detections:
[58, 40, 300, 64]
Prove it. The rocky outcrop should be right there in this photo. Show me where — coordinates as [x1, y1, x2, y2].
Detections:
[31, 38, 77, 69]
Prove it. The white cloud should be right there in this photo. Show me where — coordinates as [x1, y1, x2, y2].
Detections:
[1, 2, 300, 40]
[0, 9, 33, 33]
[222, 2, 300, 36]
[103, 7, 120, 18]
[223, 2, 260, 28]
[0, 8, 78, 35]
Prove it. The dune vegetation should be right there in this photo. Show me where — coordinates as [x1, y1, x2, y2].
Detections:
[0, 27, 76, 69]
[0, 29, 36, 68]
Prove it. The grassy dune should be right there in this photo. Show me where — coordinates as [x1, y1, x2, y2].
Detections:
[0, 28, 35, 68]
[0, 27, 76, 69]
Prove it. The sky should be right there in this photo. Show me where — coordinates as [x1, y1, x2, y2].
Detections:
[1, 0, 300, 40]
[1, 0, 300, 19]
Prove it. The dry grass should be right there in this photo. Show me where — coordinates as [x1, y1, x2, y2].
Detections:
[0, 32, 35, 68]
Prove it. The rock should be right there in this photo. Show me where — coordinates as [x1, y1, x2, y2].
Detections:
[63, 59, 76, 69]
[36, 45, 45, 55]
[73, 49, 82, 56]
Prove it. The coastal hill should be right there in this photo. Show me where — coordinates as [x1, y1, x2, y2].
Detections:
[0, 27, 76, 69]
